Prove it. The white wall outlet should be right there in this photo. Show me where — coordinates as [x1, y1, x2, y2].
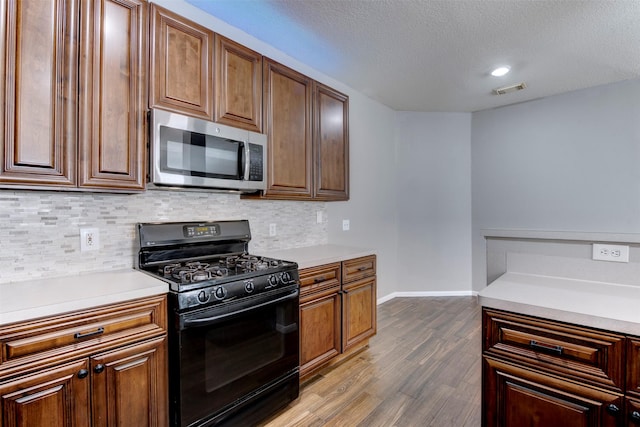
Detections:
[342, 219, 350, 231]
[316, 211, 323, 224]
[592, 243, 629, 263]
[269, 223, 277, 237]
[80, 228, 100, 252]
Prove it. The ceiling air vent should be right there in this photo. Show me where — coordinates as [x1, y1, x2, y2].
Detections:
[493, 82, 527, 95]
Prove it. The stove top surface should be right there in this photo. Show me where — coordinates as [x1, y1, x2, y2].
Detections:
[153, 253, 294, 285]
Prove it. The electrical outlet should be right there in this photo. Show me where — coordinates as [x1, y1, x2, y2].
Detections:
[342, 219, 350, 231]
[80, 228, 100, 252]
[316, 211, 323, 224]
[269, 223, 277, 237]
[592, 243, 629, 263]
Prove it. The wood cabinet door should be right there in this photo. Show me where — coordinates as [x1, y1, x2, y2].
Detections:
[90, 335, 167, 427]
[262, 58, 313, 199]
[300, 291, 341, 379]
[77, 0, 146, 191]
[0, 359, 90, 427]
[313, 82, 349, 201]
[149, 4, 213, 120]
[483, 356, 623, 427]
[0, 0, 77, 187]
[627, 337, 640, 399]
[215, 35, 262, 132]
[626, 397, 640, 426]
[342, 276, 377, 352]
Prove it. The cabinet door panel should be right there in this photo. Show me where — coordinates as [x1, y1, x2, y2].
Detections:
[627, 337, 640, 399]
[0, 0, 77, 186]
[215, 35, 262, 132]
[263, 58, 312, 199]
[483, 356, 622, 427]
[90, 336, 167, 427]
[300, 292, 341, 378]
[342, 277, 376, 352]
[78, 0, 146, 190]
[149, 4, 213, 119]
[313, 82, 349, 200]
[0, 359, 90, 427]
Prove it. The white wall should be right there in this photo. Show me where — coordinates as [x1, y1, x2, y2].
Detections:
[326, 95, 398, 299]
[471, 79, 640, 290]
[394, 112, 473, 295]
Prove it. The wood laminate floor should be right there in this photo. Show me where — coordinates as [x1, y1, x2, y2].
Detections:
[262, 296, 481, 427]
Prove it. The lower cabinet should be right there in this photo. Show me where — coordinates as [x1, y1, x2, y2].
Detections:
[482, 307, 640, 427]
[484, 356, 622, 427]
[0, 295, 168, 427]
[299, 255, 376, 381]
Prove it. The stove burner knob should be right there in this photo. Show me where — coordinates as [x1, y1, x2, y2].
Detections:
[245, 281, 255, 293]
[214, 286, 227, 300]
[268, 275, 279, 287]
[197, 290, 209, 304]
[281, 272, 292, 284]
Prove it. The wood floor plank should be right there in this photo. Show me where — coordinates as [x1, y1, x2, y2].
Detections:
[261, 296, 481, 427]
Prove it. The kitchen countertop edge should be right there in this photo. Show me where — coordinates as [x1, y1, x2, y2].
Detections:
[257, 244, 376, 270]
[0, 270, 168, 326]
[479, 272, 640, 335]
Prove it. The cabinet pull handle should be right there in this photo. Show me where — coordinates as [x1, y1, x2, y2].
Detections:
[529, 340, 563, 355]
[357, 266, 368, 271]
[631, 411, 640, 422]
[94, 364, 105, 374]
[74, 327, 104, 340]
[77, 369, 89, 379]
[314, 276, 326, 283]
[606, 404, 620, 415]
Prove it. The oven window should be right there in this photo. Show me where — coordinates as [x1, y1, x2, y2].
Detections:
[160, 126, 242, 179]
[175, 295, 299, 426]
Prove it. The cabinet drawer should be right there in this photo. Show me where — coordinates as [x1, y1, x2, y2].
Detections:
[0, 295, 166, 378]
[483, 309, 625, 391]
[299, 263, 341, 302]
[342, 255, 376, 283]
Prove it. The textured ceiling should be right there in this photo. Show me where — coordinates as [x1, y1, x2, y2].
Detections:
[186, 0, 640, 112]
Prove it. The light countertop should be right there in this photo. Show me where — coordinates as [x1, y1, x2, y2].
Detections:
[0, 270, 168, 326]
[479, 271, 640, 335]
[258, 244, 376, 269]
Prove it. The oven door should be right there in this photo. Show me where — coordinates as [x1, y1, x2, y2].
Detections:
[170, 285, 300, 427]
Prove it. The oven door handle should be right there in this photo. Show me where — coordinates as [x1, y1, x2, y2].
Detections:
[181, 288, 299, 329]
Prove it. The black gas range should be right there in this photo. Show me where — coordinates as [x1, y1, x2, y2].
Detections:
[136, 220, 300, 427]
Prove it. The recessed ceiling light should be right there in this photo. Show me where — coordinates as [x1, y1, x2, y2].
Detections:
[491, 66, 511, 77]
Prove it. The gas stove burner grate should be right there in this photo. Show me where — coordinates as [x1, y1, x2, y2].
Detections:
[158, 254, 286, 285]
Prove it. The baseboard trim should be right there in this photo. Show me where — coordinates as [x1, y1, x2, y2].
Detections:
[377, 290, 478, 305]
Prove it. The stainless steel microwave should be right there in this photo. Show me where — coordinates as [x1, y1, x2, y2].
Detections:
[148, 109, 266, 193]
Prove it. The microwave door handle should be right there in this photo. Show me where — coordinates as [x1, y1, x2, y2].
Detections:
[242, 141, 251, 181]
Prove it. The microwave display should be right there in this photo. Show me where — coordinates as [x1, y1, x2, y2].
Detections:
[160, 126, 242, 179]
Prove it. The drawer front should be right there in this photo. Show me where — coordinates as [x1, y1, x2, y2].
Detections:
[483, 308, 625, 391]
[0, 295, 167, 378]
[342, 255, 376, 283]
[299, 263, 341, 301]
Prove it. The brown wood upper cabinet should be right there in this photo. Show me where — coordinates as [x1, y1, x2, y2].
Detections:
[149, 6, 262, 133]
[149, 3, 214, 120]
[255, 58, 349, 201]
[314, 82, 349, 201]
[215, 34, 262, 132]
[0, 0, 147, 192]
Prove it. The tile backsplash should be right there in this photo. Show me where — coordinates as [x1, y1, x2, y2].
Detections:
[0, 189, 327, 283]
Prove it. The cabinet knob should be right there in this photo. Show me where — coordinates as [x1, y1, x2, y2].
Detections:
[631, 411, 640, 422]
[94, 364, 105, 374]
[77, 369, 89, 379]
[606, 404, 620, 415]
